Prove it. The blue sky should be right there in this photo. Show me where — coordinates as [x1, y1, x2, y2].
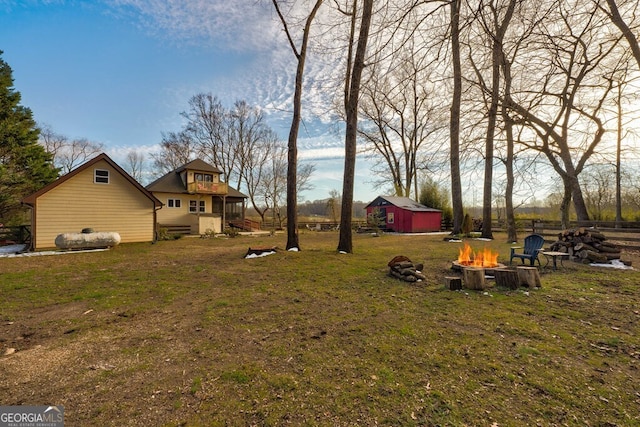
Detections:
[1, 0, 378, 202]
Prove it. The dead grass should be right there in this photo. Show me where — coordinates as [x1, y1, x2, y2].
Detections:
[1, 231, 639, 426]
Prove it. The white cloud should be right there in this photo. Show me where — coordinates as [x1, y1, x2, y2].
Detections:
[108, 0, 347, 126]
[108, 0, 282, 52]
[100, 0, 379, 200]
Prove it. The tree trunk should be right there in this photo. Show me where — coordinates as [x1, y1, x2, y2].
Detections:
[517, 266, 541, 288]
[494, 268, 519, 290]
[463, 267, 485, 290]
[615, 81, 623, 226]
[502, 80, 517, 243]
[449, 0, 464, 235]
[286, 95, 300, 249]
[481, 0, 516, 240]
[560, 180, 572, 230]
[481, 20, 500, 240]
[569, 173, 590, 222]
[445, 276, 463, 290]
[273, 0, 324, 251]
[338, 0, 374, 253]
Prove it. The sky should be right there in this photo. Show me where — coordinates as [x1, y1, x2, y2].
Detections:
[0, 0, 378, 202]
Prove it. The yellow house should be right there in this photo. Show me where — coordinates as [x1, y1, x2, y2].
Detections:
[146, 159, 250, 235]
[22, 153, 162, 250]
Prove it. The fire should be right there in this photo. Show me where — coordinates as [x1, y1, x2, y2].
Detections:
[458, 243, 499, 267]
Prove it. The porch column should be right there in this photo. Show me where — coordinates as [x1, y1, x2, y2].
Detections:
[222, 195, 226, 232]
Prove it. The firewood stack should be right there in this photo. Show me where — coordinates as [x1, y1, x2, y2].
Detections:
[387, 255, 426, 282]
[548, 228, 622, 264]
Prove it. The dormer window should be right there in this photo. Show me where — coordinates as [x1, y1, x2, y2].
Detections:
[94, 169, 109, 184]
[195, 173, 215, 183]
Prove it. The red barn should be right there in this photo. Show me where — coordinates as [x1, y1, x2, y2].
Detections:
[365, 196, 442, 233]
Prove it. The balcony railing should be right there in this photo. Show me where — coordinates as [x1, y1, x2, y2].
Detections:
[187, 181, 228, 195]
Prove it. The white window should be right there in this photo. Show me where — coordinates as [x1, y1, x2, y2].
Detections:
[387, 212, 395, 224]
[94, 169, 109, 184]
[189, 200, 206, 213]
[167, 199, 181, 208]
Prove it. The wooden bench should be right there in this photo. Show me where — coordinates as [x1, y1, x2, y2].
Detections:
[158, 224, 192, 235]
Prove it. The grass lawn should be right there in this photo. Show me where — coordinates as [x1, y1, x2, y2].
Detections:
[1, 231, 639, 426]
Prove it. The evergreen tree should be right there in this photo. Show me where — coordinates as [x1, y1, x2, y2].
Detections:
[0, 51, 58, 223]
[419, 177, 453, 228]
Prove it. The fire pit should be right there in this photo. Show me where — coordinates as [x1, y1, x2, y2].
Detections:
[449, 243, 542, 290]
[451, 243, 506, 274]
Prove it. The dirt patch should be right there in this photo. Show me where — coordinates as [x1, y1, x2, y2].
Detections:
[1, 300, 204, 424]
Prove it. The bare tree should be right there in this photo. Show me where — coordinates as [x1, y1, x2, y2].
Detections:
[160, 94, 291, 224]
[38, 124, 104, 174]
[359, 36, 448, 200]
[622, 168, 640, 219]
[602, 55, 640, 225]
[502, 0, 622, 227]
[228, 99, 275, 191]
[277, 161, 316, 228]
[614, 75, 624, 225]
[38, 123, 67, 164]
[468, 0, 517, 240]
[449, 0, 464, 235]
[498, 1, 550, 243]
[501, 60, 517, 242]
[249, 138, 316, 227]
[184, 95, 273, 193]
[272, 0, 324, 250]
[466, 0, 545, 242]
[125, 150, 145, 183]
[326, 189, 342, 223]
[337, 0, 374, 254]
[151, 130, 196, 176]
[582, 163, 616, 220]
[244, 131, 280, 223]
[183, 94, 236, 186]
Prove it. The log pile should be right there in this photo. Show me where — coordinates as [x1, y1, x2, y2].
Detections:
[548, 228, 623, 264]
[388, 255, 426, 283]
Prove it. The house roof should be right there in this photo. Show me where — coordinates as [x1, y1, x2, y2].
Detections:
[22, 153, 163, 208]
[145, 170, 187, 194]
[366, 196, 442, 212]
[145, 159, 247, 199]
[177, 159, 222, 174]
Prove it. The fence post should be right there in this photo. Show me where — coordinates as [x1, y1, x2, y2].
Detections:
[533, 220, 544, 234]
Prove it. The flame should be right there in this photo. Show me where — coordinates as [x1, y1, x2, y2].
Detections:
[458, 243, 499, 267]
[458, 242, 473, 264]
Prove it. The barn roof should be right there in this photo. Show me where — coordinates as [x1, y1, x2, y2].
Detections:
[366, 196, 442, 212]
